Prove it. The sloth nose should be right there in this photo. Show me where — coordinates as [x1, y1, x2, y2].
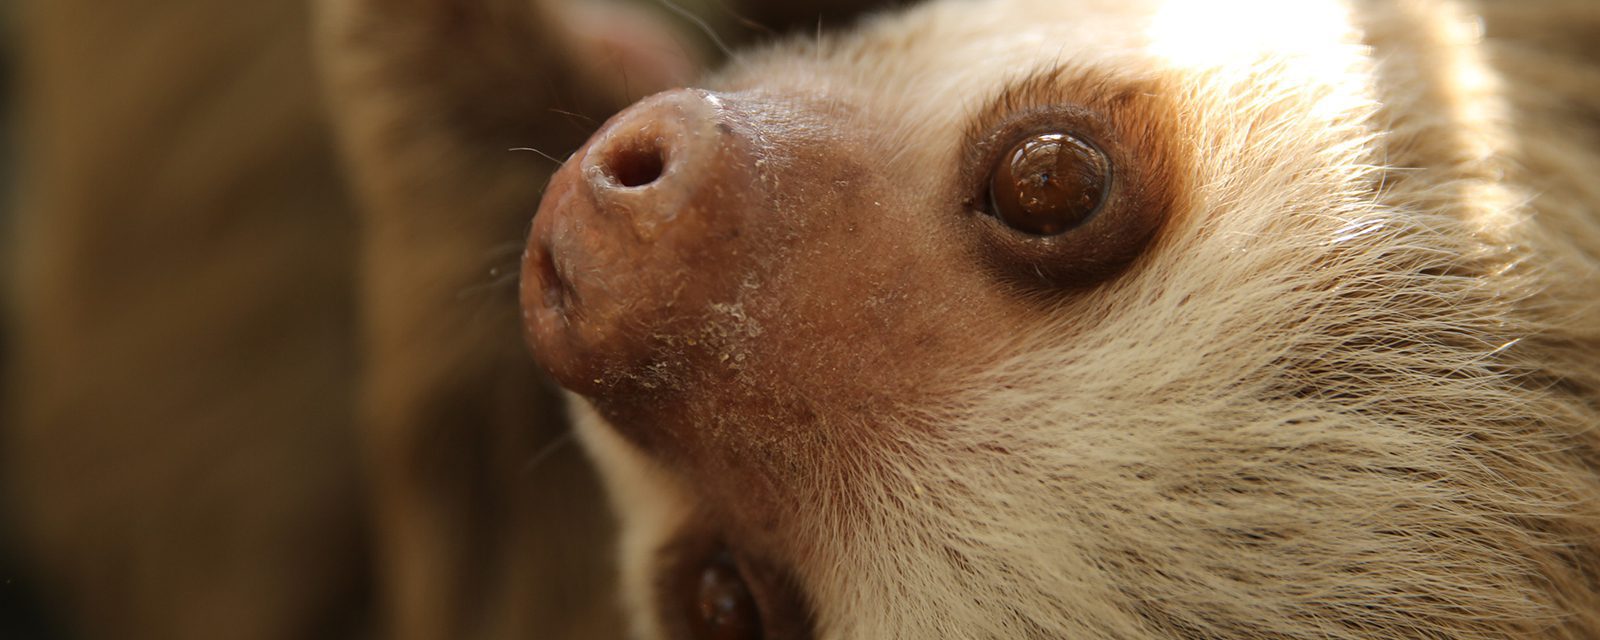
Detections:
[521, 89, 759, 396]
[575, 88, 728, 241]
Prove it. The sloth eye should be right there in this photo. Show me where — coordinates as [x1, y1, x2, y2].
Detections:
[685, 549, 763, 640]
[662, 539, 811, 640]
[986, 132, 1109, 235]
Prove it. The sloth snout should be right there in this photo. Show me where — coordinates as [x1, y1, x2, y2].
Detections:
[521, 89, 759, 397]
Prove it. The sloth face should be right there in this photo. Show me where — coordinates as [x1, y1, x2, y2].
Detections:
[522, 0, 1600, 637]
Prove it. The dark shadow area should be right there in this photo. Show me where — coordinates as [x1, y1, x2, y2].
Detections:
[0, 523, 70, 640]
[0, 3, 64, 638]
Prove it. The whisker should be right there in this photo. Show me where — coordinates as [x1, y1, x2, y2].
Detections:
[456, 263, 522, 301]
[521, 430, 577, 476]
[539, 71, 580, 126]
[617, 51, 634, 102]
[654, 0, 735, 58]
[548, 107, 599, 127]
[510, 146, 567, 166]
[481, 241, 528, 260]
[816, 17, 823, 65]
[701, 0, 776, 37]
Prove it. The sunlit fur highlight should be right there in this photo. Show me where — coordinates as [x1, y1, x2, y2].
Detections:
[579, 0, 1600, 637]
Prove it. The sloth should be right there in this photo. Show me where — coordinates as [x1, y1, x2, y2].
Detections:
[18, 0, 1588, 638]
[516, 0, 1600, 638]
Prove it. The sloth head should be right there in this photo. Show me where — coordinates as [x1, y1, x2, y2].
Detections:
[521, 0, 1600, 637]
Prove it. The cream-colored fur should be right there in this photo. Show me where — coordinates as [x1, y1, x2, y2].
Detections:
[579, 0, 1600, 637]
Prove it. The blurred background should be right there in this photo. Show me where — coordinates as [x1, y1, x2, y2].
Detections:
[2, 3, 49, 637]
[0, 1, 894, 639]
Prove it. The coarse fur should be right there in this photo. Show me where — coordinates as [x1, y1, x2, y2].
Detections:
[568, 0, 1600, 638]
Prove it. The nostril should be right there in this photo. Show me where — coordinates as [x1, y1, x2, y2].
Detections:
[604, 138, 667, 188]
[532, 242, 573, 311]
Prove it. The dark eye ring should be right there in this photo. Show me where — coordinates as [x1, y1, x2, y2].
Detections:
[661, 537, 813, 640]
[685, 548, 763, 640]
[985, 131, 1111, 235]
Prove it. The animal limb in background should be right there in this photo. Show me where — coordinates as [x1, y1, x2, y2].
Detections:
[8, 0, 886, 638]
